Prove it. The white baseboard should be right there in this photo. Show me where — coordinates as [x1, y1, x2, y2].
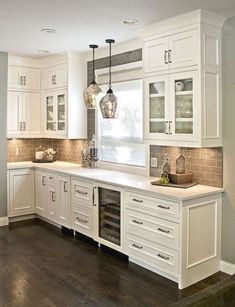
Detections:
[0, 216, 9, 226]
[220, 260, 235, 275]
[9, 214, 36, 223]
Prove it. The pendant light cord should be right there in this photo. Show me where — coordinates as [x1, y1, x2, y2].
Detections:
[92, 47, 95, 81]
[109, 42, 112, 89]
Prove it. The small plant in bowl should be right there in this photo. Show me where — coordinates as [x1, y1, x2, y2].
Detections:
[45, 148, 56, 161]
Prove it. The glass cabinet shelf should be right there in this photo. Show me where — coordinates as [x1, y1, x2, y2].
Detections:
[150, 118, 165, 122]
[175, 90, 193, 96]
[175, 118, 193, 122]
[150, 93, 165, 98]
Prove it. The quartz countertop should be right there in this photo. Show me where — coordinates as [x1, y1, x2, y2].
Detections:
[7, 161, 223, 201]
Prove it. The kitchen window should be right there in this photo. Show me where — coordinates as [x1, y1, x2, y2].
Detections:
[96, 62, 147, 175]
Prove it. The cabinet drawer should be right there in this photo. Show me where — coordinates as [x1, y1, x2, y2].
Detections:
[71, 203, 93, 238]
[125, 209, 179, 249]
[125, 233, 179, 275]
[125, 190, 180, 219]
[47, 173, 57, 185]
[71, 179, 93, 206]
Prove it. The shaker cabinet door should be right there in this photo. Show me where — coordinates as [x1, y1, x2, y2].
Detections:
[22, 92, 41, 136]
[22, 67, 41, 91]
[7, 91, 23, 136]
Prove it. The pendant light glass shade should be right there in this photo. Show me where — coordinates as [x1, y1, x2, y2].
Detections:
[99, 39, 117, 118]
[84, 44, 101, 109]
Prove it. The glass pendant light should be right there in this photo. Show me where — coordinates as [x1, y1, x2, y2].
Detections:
[84, 44, 101, 109]
[99, 39, 117, 118]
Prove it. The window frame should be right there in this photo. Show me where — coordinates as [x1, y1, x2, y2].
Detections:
[95, 61, 149, 176]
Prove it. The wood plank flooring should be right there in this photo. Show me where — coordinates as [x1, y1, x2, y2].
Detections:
[0, 219, 231, 307]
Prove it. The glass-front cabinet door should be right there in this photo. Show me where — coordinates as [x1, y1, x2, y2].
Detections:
[44, 91, 67, 136]
[45, 94, 55, 134]
[170, 71, 198, 141]
[144, 75, 170, 140]
[56, 92, 66, 135]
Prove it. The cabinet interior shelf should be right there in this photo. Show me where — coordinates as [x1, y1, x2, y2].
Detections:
[175, 90, 193, 96]
[175, 118, 193, 122]
[150, 118, 165, 122]
[150, 94, 164, 98]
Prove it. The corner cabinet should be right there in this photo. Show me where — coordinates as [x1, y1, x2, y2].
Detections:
[140, 10, 225, 147]
[42, 54, 87, 139]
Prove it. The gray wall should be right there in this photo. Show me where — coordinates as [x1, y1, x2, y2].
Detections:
[222, 17, 235, 263]
[0, 52, 8, 217]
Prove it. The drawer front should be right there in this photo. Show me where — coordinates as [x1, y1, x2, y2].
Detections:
[125, 190, 180, 219]
[125, 209, 179, 249]
[71, 179, 93, 206]
[125, 233, 179, 274]
[71, 203, 93, 238]
[47, 173, 57, 186]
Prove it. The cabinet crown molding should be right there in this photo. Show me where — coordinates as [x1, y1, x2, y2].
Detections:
[137, 9, 227, 40]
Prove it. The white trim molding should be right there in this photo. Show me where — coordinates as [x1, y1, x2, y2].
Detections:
[0, 216, 9, 226]
[220, 260, 235, 275]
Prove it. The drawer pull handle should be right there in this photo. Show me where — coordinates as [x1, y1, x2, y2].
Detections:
[157, 227, 170, 234]
[76, 190, 88, 195]
[76, 217, 88, 223]
[49, 176, 54, 179]
[132, 198, 143, 203]
[157, 253, 170, 261]
[132, 219, 143, 225]
[42, 176, 46, 186]
[64, 182, 68, 192]
[132, 243, 143, 250]
[158, 204, 170, 210]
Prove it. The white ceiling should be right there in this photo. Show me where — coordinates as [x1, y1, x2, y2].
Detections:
[1, 0, 235, 57]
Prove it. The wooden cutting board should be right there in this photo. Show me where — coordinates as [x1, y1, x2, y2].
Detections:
[151, 180, 198, 189]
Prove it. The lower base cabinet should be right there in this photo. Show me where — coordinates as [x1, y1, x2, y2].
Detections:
[8, 169, 35, 217]
[8, 167, 222, 289]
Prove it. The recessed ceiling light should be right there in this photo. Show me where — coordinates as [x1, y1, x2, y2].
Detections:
[121, 19, 139, 25]
[41, 28, 56, 34]
[37, 49, 50, 54]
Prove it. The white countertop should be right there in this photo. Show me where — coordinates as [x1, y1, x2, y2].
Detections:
[7, 161, 223, 201]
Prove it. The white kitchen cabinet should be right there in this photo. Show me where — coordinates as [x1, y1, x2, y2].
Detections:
[44, 90, 67, 137]
[42, 53, 87, 139]
[57, 175, 70, 228]
[143, 29, 198, 73]
[7, 91, 41, 138]
[44, 63, 67, 90]
[123, 189, 222, 289]
[47, 184, 57, 220]
[144, 70, 199, 145]
[8, 169, 35, 217]
[8, 65, 41, 91]
[35, 171, 47, 217]
[140, 10, 224, 147]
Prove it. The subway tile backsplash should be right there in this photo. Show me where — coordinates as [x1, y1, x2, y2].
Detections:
[150, 146, 223, 188]
[7, 138, 86, 164]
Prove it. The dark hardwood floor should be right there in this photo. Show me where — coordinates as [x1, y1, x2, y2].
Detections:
[0, 219, 232, 307]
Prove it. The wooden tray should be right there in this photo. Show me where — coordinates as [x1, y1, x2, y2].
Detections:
[151, 180, 198, 189]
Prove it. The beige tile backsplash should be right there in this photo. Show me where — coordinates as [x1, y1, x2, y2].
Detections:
[150, 146, 223, 188]
[8, 139, 223, 188]
[7, 138, 86, 164]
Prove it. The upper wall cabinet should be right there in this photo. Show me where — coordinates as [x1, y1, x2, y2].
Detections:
[8, 66, 41, 91]
[138, 9, 226, 147]
[44, 63, 67, 90]
[42, 54, 87, 139]
[144, 29, 198, 73]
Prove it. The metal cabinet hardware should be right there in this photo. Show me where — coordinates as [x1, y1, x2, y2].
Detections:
[158, 204, 170, 210]
[49, 175, 54, 180]
[157, 227, 170, 234]
[23, 122, 26, 131]
[52, 75, 57, 85]
[93, 187, 97, 206]
[168, 50, 172, 63]
[76, 216, 88, 223]
[164, 50, 168, 64]
[168, 121, 172, 135]
[23, 76, 26, 85]
[164, 121, 169, 134]
[19, 122, 22, 131]
[132, 243, 143, 249]
[53, 122, 56, 131]
[157, 253, 170, 260]
[132, 198, 143, 203]
[132, 219, 143, 225]
[19, 76, 23, 86]
[42, 176, 46, 186]
[52, 191, 56, 202]
[64, 182, 68, 192]
[76, 189, 88, 195]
